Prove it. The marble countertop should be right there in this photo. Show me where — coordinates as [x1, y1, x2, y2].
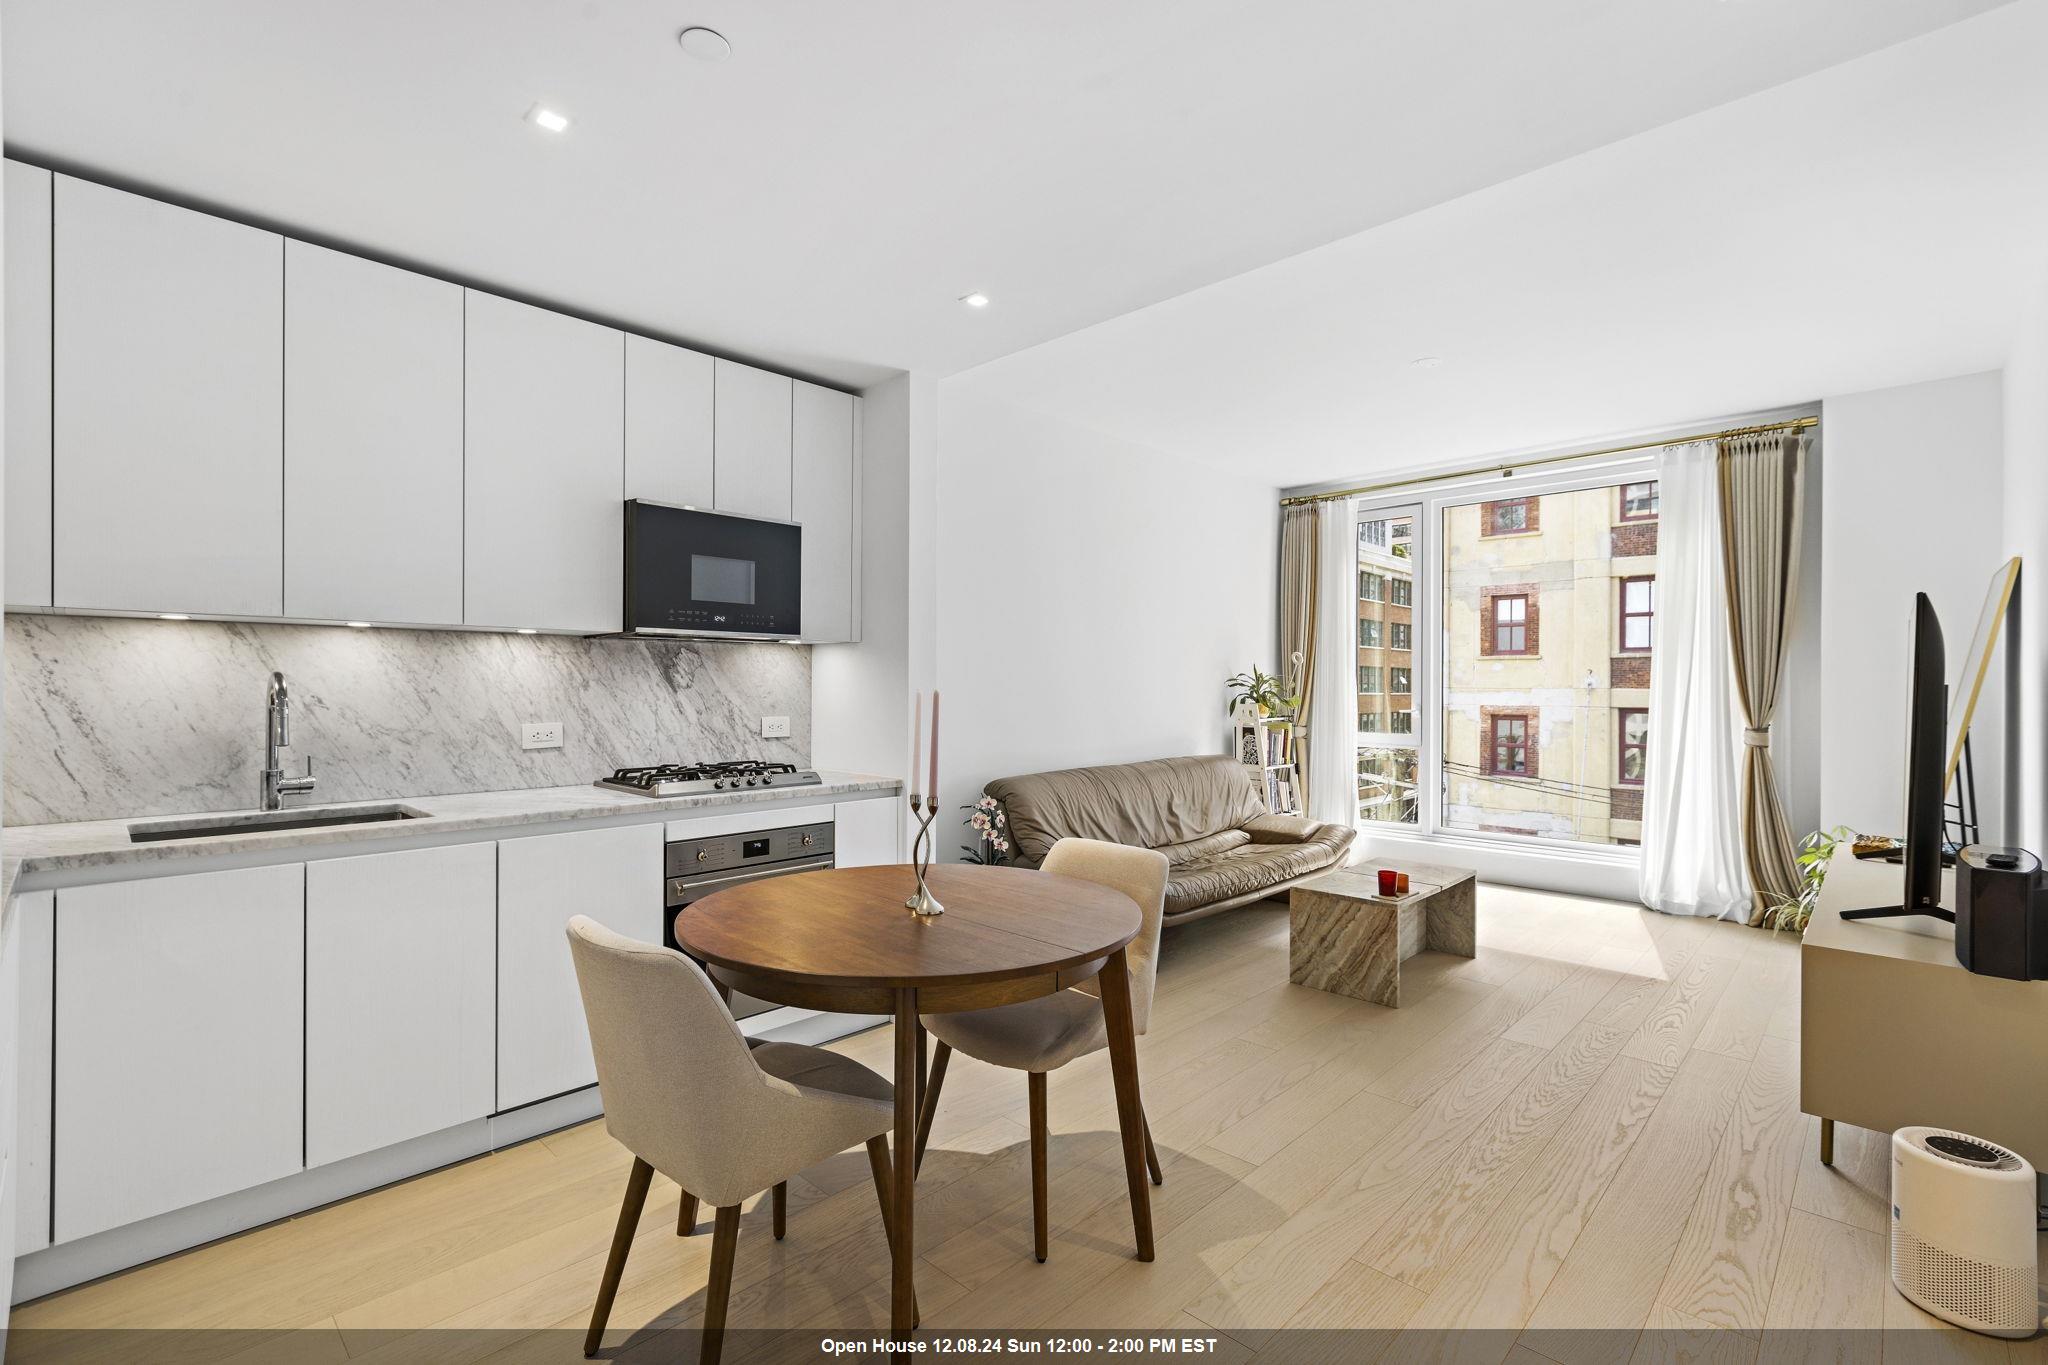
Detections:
[1, 772, 900, 894]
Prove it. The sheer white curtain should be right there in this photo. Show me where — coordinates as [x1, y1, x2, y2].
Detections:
[1305, 498, 1358, 827]
[1640, 440, 1751, 919]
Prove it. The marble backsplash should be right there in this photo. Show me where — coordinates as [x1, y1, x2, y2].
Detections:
[4, 614, 811, 826]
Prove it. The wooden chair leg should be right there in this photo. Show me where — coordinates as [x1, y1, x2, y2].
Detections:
[1142, 1109, 1164, 1187]
[583, 1157, 653, 1358]
[678, 1188, 699, 1236]
[702, 1204, 742, 1365]
[865, 1136, 920, 1326]
[772, 1181, 787, 1240]
[912, 1039, 951, 1175]
[1029, 1071, 1049, 1263]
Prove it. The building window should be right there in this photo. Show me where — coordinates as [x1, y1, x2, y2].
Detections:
[1488, 713, 1531, 776]
[1359, 665, 1381, 693]
[1360, 571, 1385, 602]
[1390, 577, 1412, 607]
[1390, 709, 1413, 734]
[1361, 519, 1389, 548]
[1482, 497, 1537, 537]
[1491, 594, 1529, 654]
[1619, 708, 1649, 784]
[1390, 667, 1411, 694]
[1620, 576, 1655, 652]
[1360, 618, 1382, 648]
[1390, 622, 1411, 651]
[1620, 482, 1659, 521]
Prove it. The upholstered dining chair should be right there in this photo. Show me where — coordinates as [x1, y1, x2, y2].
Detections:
[566, 916, 904, 1362]
[911, 837, 1170, 1262]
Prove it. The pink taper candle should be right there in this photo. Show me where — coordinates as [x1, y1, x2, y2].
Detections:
[928, 691, 941, 800]
[911, 693, 924, 798]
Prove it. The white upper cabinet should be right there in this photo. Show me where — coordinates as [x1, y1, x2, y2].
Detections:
[624, 334, 714, 508]
[52, 176, 284, 616]
[793, 382, 857, 643]
[463, 291, 624, 633]
[712, 359, 792, 521]
[5, 162, 53, 608]
[285, 242, 464, 624]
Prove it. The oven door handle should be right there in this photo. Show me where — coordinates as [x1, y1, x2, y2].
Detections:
[676, 857, 837, 893]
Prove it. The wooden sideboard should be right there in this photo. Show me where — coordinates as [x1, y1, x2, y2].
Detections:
[1802, 846, 2048, 1167]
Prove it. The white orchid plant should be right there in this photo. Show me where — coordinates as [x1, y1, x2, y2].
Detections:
[961, 795, 1012, 865]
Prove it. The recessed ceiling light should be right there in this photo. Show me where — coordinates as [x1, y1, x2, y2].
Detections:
[346, 621, 372, 629]
[678, 26, 733, 62]
[959, 292, 990, 309]
[526, 104, 571, 134]
[158, 613, 190, 621]
[516, 627, 539, 635]
[1410, 356, 1444, 369]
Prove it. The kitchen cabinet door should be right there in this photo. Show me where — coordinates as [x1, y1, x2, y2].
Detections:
[285, 241, 464, 624]
[464, 291, 624, 633]
[53, 864, 304, 1243]
[9, 890, 54, 1257]
[792, 382, 857, 642]
[833, 798, 900, 868]
[624, 334, 714, 509]
[306, 843, 495, 1167]
[52, 176, 284, 616]
[496, 822, 663, 1111]
[711, 360, 792, 521]
[5, 162, 53, 608]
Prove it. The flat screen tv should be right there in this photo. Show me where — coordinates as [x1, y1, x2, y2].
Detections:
[1842, 592, 1954, 923]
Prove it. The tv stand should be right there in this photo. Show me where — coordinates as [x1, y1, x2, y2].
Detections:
[1840, 904, 1956, 924]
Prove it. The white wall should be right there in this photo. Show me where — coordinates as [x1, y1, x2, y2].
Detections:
[2001, 270, 2048, 853]
[1818, 370, 2006, 842]
[931, 384, 1278, 838]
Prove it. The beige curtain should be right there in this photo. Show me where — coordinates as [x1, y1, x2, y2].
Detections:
[1717, 431, 1808, 924]
[1279, 505, 1321, 792]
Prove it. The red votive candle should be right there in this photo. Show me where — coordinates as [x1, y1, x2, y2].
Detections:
[1377, 868, 1399, 896]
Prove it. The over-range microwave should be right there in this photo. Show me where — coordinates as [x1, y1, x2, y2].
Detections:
[621, 501, 802, 639]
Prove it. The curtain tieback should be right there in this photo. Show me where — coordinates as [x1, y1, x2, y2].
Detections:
[1742, 727, 1772, 748]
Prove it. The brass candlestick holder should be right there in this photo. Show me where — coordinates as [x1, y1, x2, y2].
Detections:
[904, 793, 944, 916]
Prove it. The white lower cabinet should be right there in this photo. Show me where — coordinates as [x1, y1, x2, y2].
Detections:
[306, 843, 496, 1167]
[496, 823, 664, 1111]
[53, 864, 305, 1243]
[834, 798, 900, 868]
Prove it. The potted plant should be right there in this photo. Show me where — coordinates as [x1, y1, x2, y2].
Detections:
[1225, 664, 1298, 718]
[1763, 824, 1857, 934]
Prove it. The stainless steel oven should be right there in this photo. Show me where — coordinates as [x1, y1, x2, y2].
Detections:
[665, 819, 834, 1020]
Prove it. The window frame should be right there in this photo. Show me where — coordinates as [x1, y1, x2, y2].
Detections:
[1480, 496, 1538, 538]
[1486, 712, 1532, 777]
[1359, 665, 1381, 693]
[1618, 575, 1655, 654]
[1389, 577, 1413, 607]
[1490, 593, 1531, 656]
[1360, 618, 1383, 648]
[1389, 666, 1411, 695]
[1390, 621, 1412, 651]
[1360, 570, 1385, 602]
[1618, 481, 1659, 522]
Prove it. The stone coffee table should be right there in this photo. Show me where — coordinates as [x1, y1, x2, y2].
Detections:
[1289, 862, 1477, 1007]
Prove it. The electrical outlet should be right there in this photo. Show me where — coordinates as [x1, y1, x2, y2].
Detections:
[761, 715, 792, 739]
[521, 720, 563, 750]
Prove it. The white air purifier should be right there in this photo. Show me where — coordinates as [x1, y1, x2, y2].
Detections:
[1889, 1127, 2039, 1338]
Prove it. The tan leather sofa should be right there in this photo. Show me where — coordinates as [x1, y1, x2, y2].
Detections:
[984, 754, 1357, 924]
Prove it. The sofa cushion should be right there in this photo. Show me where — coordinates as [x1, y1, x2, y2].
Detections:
[988, 755, 1266, 866]
[1155, 828, 1253, 865]
[1166, 841, 1337, 917]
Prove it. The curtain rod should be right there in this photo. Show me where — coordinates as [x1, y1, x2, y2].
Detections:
[1277, 415, 1818, 508]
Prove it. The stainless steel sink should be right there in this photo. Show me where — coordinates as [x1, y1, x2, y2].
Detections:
[128, 803, 430, 843]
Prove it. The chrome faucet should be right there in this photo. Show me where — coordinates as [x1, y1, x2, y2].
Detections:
[261, 671, 318, 811]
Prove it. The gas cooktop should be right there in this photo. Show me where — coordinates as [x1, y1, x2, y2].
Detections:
[595, 760, 822, 798]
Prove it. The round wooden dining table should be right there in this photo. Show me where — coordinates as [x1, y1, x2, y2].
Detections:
[672, 861, 1155, 1335]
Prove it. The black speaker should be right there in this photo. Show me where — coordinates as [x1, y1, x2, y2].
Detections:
[1954, 845, 2045, 979]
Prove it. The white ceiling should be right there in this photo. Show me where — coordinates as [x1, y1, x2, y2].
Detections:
[953, 2, 2048, 486]
[0, 0, 2012, 390]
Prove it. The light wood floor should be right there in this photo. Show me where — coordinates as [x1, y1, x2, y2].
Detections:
[13, 886, 2047, 1363]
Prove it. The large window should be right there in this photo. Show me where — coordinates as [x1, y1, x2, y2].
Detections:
[1356, 509, 1419, 827]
